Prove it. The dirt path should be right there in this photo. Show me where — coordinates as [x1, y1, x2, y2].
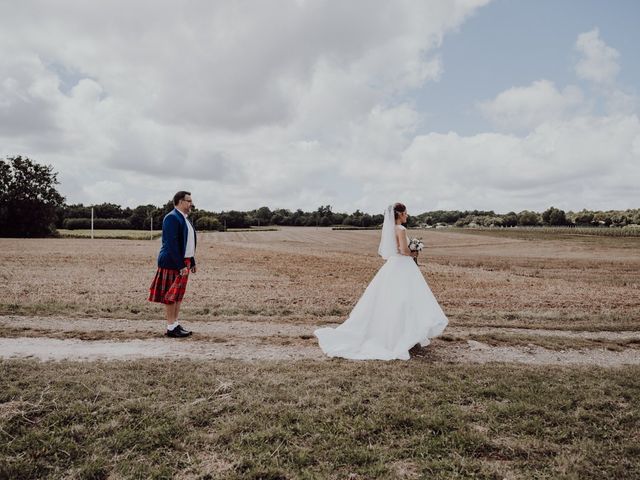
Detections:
[1, 315, 640, 366]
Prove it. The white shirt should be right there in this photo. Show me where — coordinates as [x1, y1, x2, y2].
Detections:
[180, 210, 196, 258]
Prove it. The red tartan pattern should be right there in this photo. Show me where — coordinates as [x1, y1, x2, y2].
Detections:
[148, 258, 191, 304]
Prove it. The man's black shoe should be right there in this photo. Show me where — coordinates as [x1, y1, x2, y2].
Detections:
[176, 324, 193, 336]
[166, 326, 191, 338]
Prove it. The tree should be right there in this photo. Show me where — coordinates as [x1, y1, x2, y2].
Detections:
[291, 209, 304, 224]
[270, 213, 285, 225]
[255, 206, 272, 223]
[316, 205, 332, 217]
[218, 210, 250, 228]
[592, 212, 612, 227]
[502, 212, 518, 227]
[129, 204, 161, 229]
[542, 206, 568, 226]
[610, 213, 628, 227]
[572, 210, 594, 226]
[517, 210, 541, 226]
[0, 156, 65, 237]
[63, 203, 92, 219]
[195, 216, 222, 231]
[92, 202, 128, 219]
[483, 216, 504, 227]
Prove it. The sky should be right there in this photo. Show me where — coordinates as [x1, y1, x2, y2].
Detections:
[1, 0, 639, 215]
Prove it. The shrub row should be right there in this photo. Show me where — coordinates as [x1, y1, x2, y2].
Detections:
[62, 218, 132, 230]
[461, 225, 640, 237]
[194, 216, 223, 231]
[62, 216, 226, 231]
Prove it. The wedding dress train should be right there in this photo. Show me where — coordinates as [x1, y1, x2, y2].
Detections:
[314, 219, 448, 360]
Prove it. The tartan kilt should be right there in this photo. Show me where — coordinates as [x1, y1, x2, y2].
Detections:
[148, 258, 191, 304]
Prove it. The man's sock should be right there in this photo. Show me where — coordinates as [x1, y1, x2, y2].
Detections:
[167, 321, 179, 331]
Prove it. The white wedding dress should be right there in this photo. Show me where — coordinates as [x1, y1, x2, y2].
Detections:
[315, 206, 448, 360]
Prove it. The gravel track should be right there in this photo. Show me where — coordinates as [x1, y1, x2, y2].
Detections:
[2, 315, 639, 366]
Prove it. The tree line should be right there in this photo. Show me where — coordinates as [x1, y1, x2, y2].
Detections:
[1, 156, 638, 237]
[414, 207, 640, 228]
[57, 204, 640, 231]
[59, 203, 386, 231]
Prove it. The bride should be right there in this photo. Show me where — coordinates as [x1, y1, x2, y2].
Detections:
[314, 203, 448, 360]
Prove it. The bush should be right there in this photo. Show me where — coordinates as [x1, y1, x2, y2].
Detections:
[129, 205, 162, 230]
[195, 216, 222, 231]
[319, 216, 332, 227]
[63, 218, 132, 230]
[92, 202, 129, 219]
[270, 214, 285, 225]
[542, 207, 569, 226]
[218, 210, 250, 229]
[573, 210, 594, 226]
[518, 210, 541, 226]
[483, 216, 504, 227]
[502, 212, 518, 227]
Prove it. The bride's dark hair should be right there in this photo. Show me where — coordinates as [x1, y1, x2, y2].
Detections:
[393, 203, 406, 220]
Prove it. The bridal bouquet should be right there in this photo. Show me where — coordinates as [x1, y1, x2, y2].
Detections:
[408, 237, 424, 265]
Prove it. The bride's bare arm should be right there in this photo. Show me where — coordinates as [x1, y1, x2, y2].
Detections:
[395, 228, 416, 256]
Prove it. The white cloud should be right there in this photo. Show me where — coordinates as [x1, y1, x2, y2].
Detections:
[573, 28, 638, 118]
[1, 3, 638, 215]
[575, 28, 620, 85]
[478, 80, 584, 131]
[443, 28, 639, 212]
[0, 0, 490, 211]
[395, 113, 640, 211]
[0, 54, 61, 138]
[604, 89, 639, 115]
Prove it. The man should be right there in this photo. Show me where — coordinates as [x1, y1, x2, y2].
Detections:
[148, 191, 197, 337]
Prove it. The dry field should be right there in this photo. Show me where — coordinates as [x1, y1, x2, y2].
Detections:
[1, 227, 640, 362]
[2, 228, 640, 478]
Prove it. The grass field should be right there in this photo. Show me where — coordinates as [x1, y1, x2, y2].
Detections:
[2, 360, 639, 479]
[447, 226, 640, 238]
[5, 227, 638, 331]
[57, 229, 163, 240]
[1, 227, 639, 478]
[56, 227, 279, 239]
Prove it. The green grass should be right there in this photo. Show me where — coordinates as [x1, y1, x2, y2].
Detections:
[1, 360, 638, 479]
[449, 310, 640, 332]
[0, 302, 347, 320]
[443, 227, 640, 243]
[440, 332, 640, 351]
[57, 229, 162, 240]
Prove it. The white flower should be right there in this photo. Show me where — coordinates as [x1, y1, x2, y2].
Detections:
[409, 237, 424, 252]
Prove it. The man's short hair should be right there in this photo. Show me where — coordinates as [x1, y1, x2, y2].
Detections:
[173, 191, 191, 206]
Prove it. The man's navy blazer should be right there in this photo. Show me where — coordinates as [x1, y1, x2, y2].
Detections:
[157, 208, 197, 270]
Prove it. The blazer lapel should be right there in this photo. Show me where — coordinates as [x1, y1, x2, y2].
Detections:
[173, 209, 196, 255]
[173, 209, 187, 254]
